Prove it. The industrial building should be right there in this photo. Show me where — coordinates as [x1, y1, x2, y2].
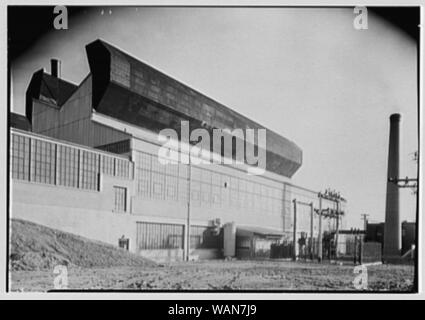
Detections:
[366, 221, 416, 256]
[10, 39, 342, 261]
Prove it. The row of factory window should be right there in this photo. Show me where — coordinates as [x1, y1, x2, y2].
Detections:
[11, 133, 133, 190]
[136, 222, 219, 250]
[135, 151, 286, 214]
[135, 220, 339, 252]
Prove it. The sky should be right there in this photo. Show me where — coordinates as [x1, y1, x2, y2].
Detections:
[10, 7, 418, 228]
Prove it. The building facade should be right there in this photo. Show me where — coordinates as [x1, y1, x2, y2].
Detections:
[10, 39, 341, 261]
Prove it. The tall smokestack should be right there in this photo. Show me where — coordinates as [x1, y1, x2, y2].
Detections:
[51, 59, 61, 78]
[383, 113, 401, 258]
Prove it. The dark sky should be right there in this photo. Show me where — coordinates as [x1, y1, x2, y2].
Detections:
[8, 6, 85, 61]
[7, 6, 420, 62]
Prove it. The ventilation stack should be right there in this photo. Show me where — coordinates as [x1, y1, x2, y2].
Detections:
[383, 113, 401, 258]
[51, 59, 61, 78]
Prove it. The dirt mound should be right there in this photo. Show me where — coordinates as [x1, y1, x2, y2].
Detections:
[10, 219, 155, 271]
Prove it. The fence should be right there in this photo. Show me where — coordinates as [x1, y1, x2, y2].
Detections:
[332, 239, 381, 264]
[136, 221, 184, 250]
[270, 236, 382, 264]
[270, 242, 293, 259]
[360, 242, 382, 264]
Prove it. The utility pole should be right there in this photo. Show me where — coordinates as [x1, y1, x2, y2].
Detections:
[186, 157, 191, 261]
[292, 199, 297, 261]
[388, 150, 418, 195]
[292, 199, 314, 261]
[317, 196, 323, 262]
[310, 202, 314, 260]
[316, 189, 346, 261]
[361, 214, 369, 232]
[335, 201, 340, 260]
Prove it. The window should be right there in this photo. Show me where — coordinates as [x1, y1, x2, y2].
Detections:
[135, 151, 188, 202]
[201, 182, 211, 205]
[111, 55, 130, 87]
[101, 155, 115, 176]
[11, 133, 132, 191]
[57, 145, 79, 188]
[212, 186, 221, 205]
[230, 176, 239, 208]
[101, 155, 131, 179]
[165, 162, 178, 201]
[136, 152, 152, 198]
[31, 139, 55, 184]
[115, 158, 129, 177]
[11, 134, 30, 180]
[136, 222, 184, 250]
[114, 186, 127, 212]
[137, 167, 150, 197]
[81, 150, 99, 190]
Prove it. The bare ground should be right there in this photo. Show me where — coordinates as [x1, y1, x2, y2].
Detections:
[9, 219, 415, 292]
[10, 219, 155, 271]
[10, 260, 415, 292]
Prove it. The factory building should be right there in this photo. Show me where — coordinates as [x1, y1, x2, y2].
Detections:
[366, 221, 416, 256]
[10, 39, 340, 261]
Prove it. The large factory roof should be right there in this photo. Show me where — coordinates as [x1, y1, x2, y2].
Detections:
[22, 39, 301, 178]
[85, 39, 303, 178]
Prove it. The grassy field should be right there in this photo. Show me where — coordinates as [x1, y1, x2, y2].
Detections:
[9, 219, 415, 292]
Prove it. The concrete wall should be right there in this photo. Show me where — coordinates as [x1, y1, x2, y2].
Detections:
[11, 176, 138, 250]
[12, 177, 224, 262]
[138, 249, 184, 262]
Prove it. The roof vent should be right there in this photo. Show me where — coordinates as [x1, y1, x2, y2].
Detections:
[51, 59, 61, 78]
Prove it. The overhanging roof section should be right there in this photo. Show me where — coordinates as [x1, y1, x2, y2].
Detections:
[237, 226, 284, 239]
[86, 39, 303, 178]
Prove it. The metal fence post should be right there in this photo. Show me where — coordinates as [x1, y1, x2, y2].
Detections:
[186, 158, 191, 261]
[292, 199, 297, 261]
[335, 201, 340, 260]
[310, 202, 314, 260]
[317, 196, 323, 262]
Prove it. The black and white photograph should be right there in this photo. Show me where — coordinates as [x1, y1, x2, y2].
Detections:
[5, 3, 421, 295]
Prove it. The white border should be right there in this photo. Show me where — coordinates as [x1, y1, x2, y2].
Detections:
[0, 0, 422, 300]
